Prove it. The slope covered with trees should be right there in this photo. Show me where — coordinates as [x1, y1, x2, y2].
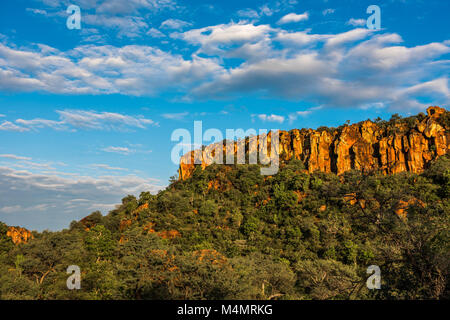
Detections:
[0, 110, 448, 300]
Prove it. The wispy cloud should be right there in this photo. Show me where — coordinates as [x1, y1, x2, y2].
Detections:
[56, 110, 157, 130]
[322, 8, 335, 16]
[288, 107, 321, 123]
[347, 18, 366, 27]
[237, 8, 260, 19]
[277, 12, 309, 24]
[26, 8, 47, 15]
[102, 146, 134, 155]
[89, 164, 128, 171]
[238, 1, 299, 21]
[0, 109, 157, 132]
[0, 121, 30, 132]
[0, 154, 66, 172]
[15, 118, 65, 131]
[253, 114, 285, 123]
[147, 27, 166, 38]
[161, 112, 189, 120]
[0, 154, 32, 161]
[30, 0, 179, 39]
[160, 19, 192, 30]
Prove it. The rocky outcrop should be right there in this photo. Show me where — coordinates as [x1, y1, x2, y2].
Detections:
[179, 107, 449, 180]
[7, 226, 33, 245]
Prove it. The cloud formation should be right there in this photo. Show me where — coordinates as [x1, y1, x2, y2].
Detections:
[0, 166, 163, 231]
[277, 12, 309, 24]
[0, 154, 32, 161]
[160, 18, 192, 30]
[188, 26, 449, 111]
[30, 0, 179, 38]
[89, 163, 128, 171]
[102, 146, 134, 155]
[0, 152, 163, 230]
[0, 109, 157, 132]
[253, 114, 285, 123]
[0, 42, 223, 95]
[347, 18, 366, 27]
[161, 112, 189, 120]
[0, 21, 448, 111]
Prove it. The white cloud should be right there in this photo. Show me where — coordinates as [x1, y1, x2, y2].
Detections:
[95, 0, 178, 14]
[237, 8, 260, 19]
[161, 112, 189, 120]
[0, 154, 32, 161]
[293, 110, 311, 117]
[389, 78, 450, 111]
[1, 109, 157, 132]
[147, 27, 166, 38]
[347, 18, 366, 27]
[174, 22, 273, 57]
[32, 0, 179, 39]
[56, 109, 156, 130]
[26, 8, 48, 15]
[190, 26, 449, 111]
[258, 1, 298, 18]
[160, 19, 192, 30]
[0, 43, 223, 95]
[277, 12, 309, 25]
[275, 30, 330, 46]
[83, 14, 150, 38]
[0, 121, 30, 132]
[0, 154, 66, 172]
[325, 28, 372, 47]
[288, 109, 317, 123]
[37, 0, 177, 12]
[254, 114, 285, 123]
[102, 146, 134, 155]
[89, 164, 128, 171]
[14, 161, 55, 171]
[401, 78, 450, 97]
[15, 118, 66, 131]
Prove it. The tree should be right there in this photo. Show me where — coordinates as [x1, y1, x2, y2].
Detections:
[85, 225, 116, 262]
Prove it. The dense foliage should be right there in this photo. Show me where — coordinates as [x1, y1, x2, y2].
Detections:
[0, 154, 448, 300]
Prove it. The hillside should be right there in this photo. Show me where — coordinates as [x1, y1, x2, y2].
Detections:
[0, 107, 448, 300]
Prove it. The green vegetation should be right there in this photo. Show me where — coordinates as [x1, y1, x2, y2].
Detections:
[0, 154, 448, 300]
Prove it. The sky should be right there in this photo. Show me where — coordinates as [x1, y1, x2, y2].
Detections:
[0, 0, 449, 231]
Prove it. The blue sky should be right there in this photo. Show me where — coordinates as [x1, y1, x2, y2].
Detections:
[0, 0, 449, 231]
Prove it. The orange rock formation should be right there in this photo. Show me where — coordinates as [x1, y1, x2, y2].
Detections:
[179, 107, 448, 180]
[7, 226, 34, 245]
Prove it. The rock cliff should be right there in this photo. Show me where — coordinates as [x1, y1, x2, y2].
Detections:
[179, 106, 449, 180]
[6, 226, 34, 245]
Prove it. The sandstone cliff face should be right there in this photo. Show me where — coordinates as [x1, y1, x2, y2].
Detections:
[179, 107, 449, 180]
[7, 226, 33, 245]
